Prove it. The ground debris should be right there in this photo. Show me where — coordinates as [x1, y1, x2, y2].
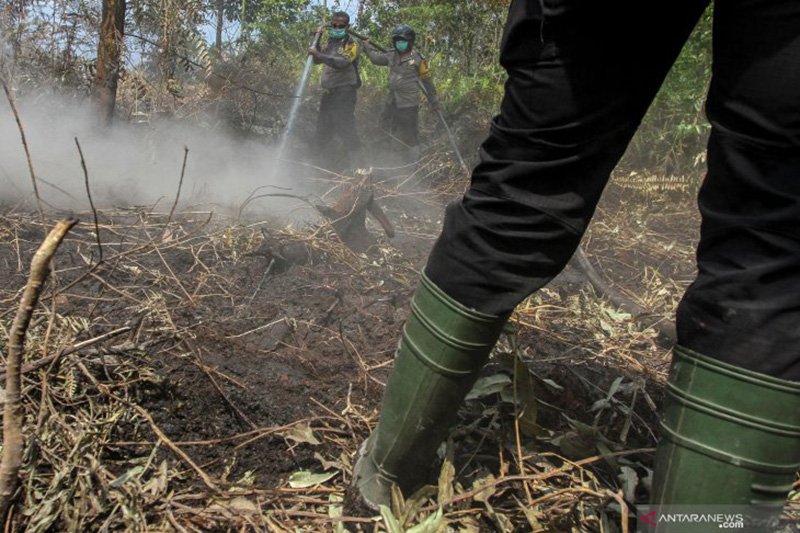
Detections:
[315, 170, 396, 251]
[1, 180, 796, 531]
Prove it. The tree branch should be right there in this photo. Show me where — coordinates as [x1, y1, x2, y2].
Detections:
[0, 218, 78, 521]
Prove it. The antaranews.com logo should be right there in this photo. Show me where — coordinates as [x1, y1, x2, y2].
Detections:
[635, 505, 786, 532]
[639, 509, 744, 529]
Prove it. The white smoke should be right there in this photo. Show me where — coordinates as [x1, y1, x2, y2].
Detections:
[0, 92, 321, 223]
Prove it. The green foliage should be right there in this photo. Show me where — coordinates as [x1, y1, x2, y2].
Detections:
[226, 0, 710, 174]
[6, 0, 711, 175]
[244, 0, 316, 47]
[625, 5, 713, 178]
[354, 0, 508, 113]
[129, 0, 210, 82]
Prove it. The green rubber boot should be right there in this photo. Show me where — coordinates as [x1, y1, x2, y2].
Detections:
[352, 273, 508, 510]
[650, 346, 800, 531]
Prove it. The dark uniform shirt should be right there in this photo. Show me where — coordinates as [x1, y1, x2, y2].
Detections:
[315, 36, 361, 90]
[364, 46, 438, 108]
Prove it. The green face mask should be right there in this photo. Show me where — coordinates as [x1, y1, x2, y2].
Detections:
[394, 40, 409, 52]
[330, 28, 346, 39]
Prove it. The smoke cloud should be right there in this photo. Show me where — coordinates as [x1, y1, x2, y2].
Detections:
[0, 93, 321, 223]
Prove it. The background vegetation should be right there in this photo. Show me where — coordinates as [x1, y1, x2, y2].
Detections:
[1, 0, 712, 178]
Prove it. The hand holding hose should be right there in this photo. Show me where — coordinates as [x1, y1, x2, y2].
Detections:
[307, 25, 324, 57]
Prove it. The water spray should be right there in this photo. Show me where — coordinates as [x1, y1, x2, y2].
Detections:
[273, 27, 323, 179]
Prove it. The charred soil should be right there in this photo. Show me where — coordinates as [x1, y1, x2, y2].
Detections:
[2, 176, 795, 532]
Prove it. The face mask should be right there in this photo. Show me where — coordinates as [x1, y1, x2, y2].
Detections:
[394, 40, 409, 52]
[330, 28, 346, 39]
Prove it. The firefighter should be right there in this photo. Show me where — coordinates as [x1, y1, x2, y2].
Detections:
[352, 0, 800, 526]
[308, 11, 362, 171]
[362, 25, 439, 165]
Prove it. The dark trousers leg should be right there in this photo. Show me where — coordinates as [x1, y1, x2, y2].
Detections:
[333, 86, 361, 168]
[391, 106, 419, 148]
[314, 90, 336, 165]
[314, 86, 361, 169]
[392, 106, 420, 162]
[676, 0, 800, 380]
[425, 0, 709, 315]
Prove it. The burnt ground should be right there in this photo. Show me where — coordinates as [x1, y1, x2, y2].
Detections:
[0, 173, 797, 532]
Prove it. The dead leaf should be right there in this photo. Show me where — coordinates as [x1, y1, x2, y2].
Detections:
[437, 441, 455, 504]
[227, 496, 259, 514]
[472, 473, 497, 503]
[283, 421, 321, 445]
[314, 452, 344, 471]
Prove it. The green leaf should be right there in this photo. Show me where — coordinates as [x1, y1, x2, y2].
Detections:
[599, 318, 616, 338]
[406, 508, 445, 533]
[287, 470, 336, 488]
[604, 307, 632, 322]
[596, 440, 619, 471]
[563, 415, 598, 437]
[328, 494, 346, 533]
[607, 376, 624, 398]
[539, 377, 563, 391]
[380, 505, 404, 533]
[110, 465, 144, 488]
[465, 374, 511, 401]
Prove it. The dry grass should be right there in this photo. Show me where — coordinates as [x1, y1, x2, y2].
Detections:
[0, 167, 797, 532]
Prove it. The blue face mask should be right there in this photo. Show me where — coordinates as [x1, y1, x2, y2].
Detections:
[394, 40, 409, 52]
[330, 28, 346, 39]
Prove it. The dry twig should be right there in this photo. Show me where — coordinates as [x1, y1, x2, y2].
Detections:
[0, 75, 44, 223]
[0, 218, 78, 520]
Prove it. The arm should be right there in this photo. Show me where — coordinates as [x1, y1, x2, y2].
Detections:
[310, 28, 325, 64]
[363, 43, 390, 66]
[311, 52, 325, 65]
[314, 40, 360, 69]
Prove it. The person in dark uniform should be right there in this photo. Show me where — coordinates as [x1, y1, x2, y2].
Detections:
[363, 25, 439, 165]
[308, 11, 362, 171]
[352, 0, 800, 526]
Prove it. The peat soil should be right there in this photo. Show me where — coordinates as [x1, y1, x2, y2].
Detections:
[9, 176, 786, 531]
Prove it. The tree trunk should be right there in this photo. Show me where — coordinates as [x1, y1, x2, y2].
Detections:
[215, 0, 224, 55]
[95, 0, 126, 127]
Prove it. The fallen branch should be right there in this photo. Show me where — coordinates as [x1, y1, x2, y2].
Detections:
[572, 247, 676, 343]
[0, 218, 78, 521]
[0, 326, 132, 380]
[315, 171, 395, 251]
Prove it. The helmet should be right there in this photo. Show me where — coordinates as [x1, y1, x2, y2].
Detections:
[391, 25, 416, 44]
